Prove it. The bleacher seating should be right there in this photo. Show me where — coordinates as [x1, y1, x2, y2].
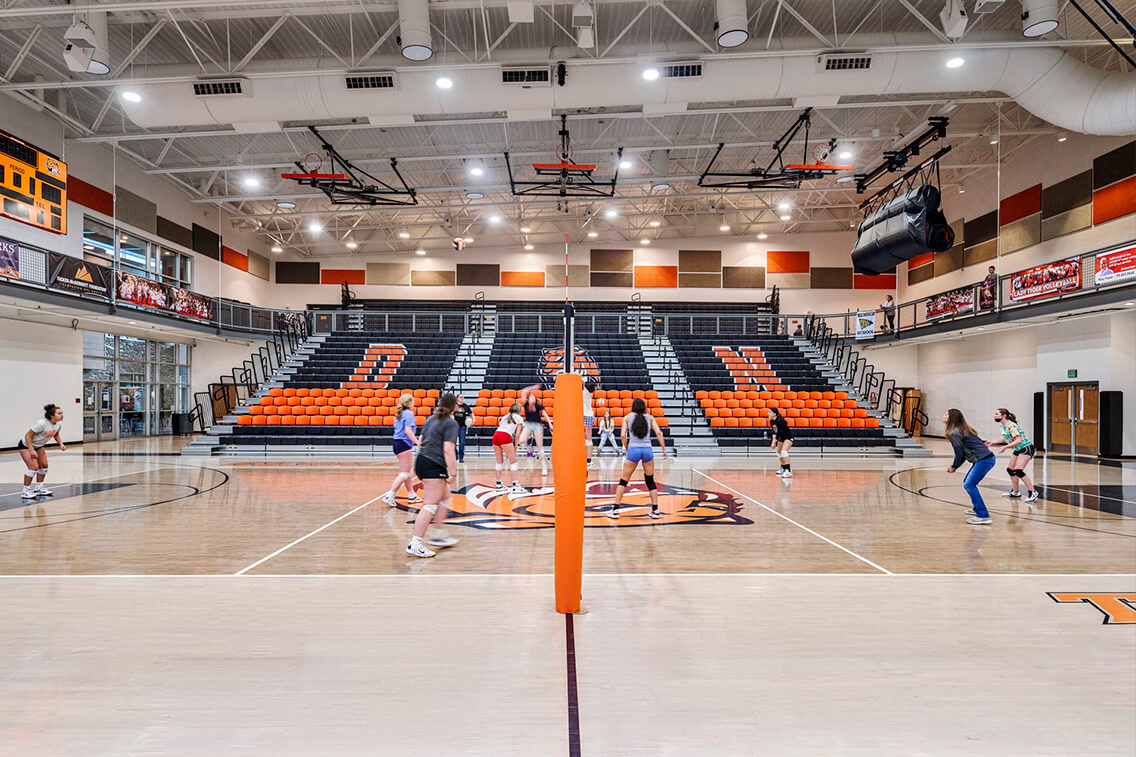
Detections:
[671, 335, 830, 392]
[285, 332, 462, 389]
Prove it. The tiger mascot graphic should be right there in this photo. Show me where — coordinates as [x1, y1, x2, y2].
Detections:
[537, 346, 600, 387]
[389, 481, 752, 529]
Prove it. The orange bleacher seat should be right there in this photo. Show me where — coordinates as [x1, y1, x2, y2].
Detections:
[251, 416, 266, 425]
[362, 406, 376, 416]
[648, 399, 662, 410]
[427, 389, 440, 398]
[835, 392, 848, 400]
[656, 417, 668, 428]
[800, 409, 814, 419]
[328, 397, 342, 407]
[841, 409, 854, 418]
[818, 400, 831, 409]
[705, 408, 719, 418]
[347, 406, 362, 416]
[854, 408, 868, 419]
[786, 408, 801, 418]
[724, 418, 739, 427]
[305, 406, 319, 416]
[726, 399, 740, 409]
[324, 416, 340, 426]
[266, 416, 281, 425]
[696, 391, 708, 400]
[319, 406, 332, 416]
[269, 388, 283, 397]
[823, 418, 837, 427]
[296, 415, 311, 426]
[238, 415, 252, 425]
[809, 418, 823, 427]
[334, 388, 348, 398]
[646, 390, 657, 399]
[296, 388, 309, 398]
[710, 417, 725, 427]
[283, 388, 296, 397]
[248, 405, 263, 416]
[490, 398, 503, 407]
[281, 416, 296, 425]
[866, 418, 879, 428]
[850, 418, 865, 428]
[632, 390, 645, 399]
[713, 399, 726, 409]
[262, 406, 277, 416]
[505, 390, 517, 399]
[309, 416, 324, 426]
[478, 389, 491, 398]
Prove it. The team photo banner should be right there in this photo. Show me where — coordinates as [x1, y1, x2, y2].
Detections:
[1010, 257, 1082, 303]
[1094, 245, 1136, 286]
[117, 271, 212, 320]
[0, 237, 18, 279]
[48, 253, 111, 297]
[925, 285, 974, 320]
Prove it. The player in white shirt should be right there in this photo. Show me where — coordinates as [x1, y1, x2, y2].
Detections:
[18, 404, 66, 499]
[492, 403, 526, 493]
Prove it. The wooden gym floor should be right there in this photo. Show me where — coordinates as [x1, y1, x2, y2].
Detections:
[0, 436, 1132, 755]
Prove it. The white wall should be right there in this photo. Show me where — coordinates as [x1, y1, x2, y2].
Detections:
[190, 338, 270, 402]
[0, 319, 83, 446]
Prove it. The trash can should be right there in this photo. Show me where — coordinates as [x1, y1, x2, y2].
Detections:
[172, 413, 194, 435]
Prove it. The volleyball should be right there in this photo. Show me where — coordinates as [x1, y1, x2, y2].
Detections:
[452, 237, 466, 251]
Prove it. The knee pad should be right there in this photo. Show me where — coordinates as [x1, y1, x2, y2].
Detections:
[37, 468, 48, 476]
[644, 474, 656, 491]
[495, 463, 503, 471]
[421, 504, 438, 515]
[1006, 466, 1015, 477]
[25, 469, 38, 478]
[778, 451, 790, 461]
[1013, 469, 1027, 478]
[618, 478, 629, 488]
[509, 463, 518, 471]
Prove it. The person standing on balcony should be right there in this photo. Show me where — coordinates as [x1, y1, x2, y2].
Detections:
[452, 394, 471, 464]
[881, 295, 896, 333]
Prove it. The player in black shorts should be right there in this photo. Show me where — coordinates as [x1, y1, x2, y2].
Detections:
[768, 407, 794, 478]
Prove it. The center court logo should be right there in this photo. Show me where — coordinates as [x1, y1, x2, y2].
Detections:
[391, 481, 753, 530]
[538, 346, 600, 386]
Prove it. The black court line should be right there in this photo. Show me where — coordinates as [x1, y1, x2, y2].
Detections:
[0, 482, 135, 513]
[565, 614, 582, 757]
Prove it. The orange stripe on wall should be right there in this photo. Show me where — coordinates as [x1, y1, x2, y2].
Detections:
[908, 252, 934, 269]
[1093, 176, 1136, 225]
[221, 245, 249, 272]
[766, 250, 810, 274]
[501, 271, 545, 286]
[633, 265, 678, 287]
[68, 176, 113, 216]
[320, 268, 365, 285]
[1000, 183, 1042, 226]
[853, 273, 897, 289]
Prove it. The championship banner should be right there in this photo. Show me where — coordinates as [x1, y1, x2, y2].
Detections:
[925, 285, 974, 320]
[855, 310, 875, 340]
[0, 237, 19, 279]
[116, 271, 169, 309]
[169, 286, 212, 320]
[1094, 245, 1136, 286]
[1010, 257, 1081, 303]
[48, 253, 111, 297]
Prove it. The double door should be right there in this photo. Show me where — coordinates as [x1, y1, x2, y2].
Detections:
[82, 382, 118, 442]
[1049, 382, 1098, 455]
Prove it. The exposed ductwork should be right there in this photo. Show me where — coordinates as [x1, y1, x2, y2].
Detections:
[398, 0, 433, 61]
[118, 45, 1136, 136]
[715, 0, 750, 48]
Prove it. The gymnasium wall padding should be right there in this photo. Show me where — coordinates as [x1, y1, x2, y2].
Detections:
[552, 371, 585, 615]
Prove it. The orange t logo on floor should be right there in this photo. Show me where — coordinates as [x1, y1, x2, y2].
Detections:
[1048, 593, 1136, 624]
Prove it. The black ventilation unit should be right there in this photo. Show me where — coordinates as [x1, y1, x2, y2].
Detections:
[661, 63, 703, 78]
[851, 185, 954, 275]
[345, 73, 397, 90]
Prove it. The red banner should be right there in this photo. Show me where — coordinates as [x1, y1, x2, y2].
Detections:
[1009, 258, 1082, 303]
[1095, 245, 1136, 286]
[117, 271, 211, 320]
[925, 285, 974, 320]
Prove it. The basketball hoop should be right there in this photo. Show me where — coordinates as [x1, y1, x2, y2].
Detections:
[504, 115, 622, 198]
[281, 126, 417, 207]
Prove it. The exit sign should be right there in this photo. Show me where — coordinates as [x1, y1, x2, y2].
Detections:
[1068, 369, 1078, 378]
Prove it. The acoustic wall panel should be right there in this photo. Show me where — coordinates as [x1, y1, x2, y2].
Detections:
[908, 263, 935, 285]
[1042, 170, 1092, 219]
[456, 263, 500, 287]
[678, 273, 721, 288]
[853, 273, 897, 289]
[221, 245, 248, 272]
[590, 249, 633, 272]
[411, 269, 456, 286]
[962, 239, 998, 267]
[634, 265, 678, 287]
[721, 266, 765, 288]
[934, 243, 965, 276]
[1042, 205, 1093, 241]
[191, 223, 220, 259]
[68, 176, 113, 216]
[1093, 176, 1136, 225]
[999, 217, 1041, 254]
[1092, 140, 1135, 190]
[545, 264, 589, 287]
[502, 271, 545, 287]
[963, 211, 997, 247]
[766, 250, 809, 274]
[113, 185, 157, 233]
[766, 272, 810, 289]
[366, 262, 411, 285]
[678, 250, 722, 273]
[998, 184, 1042, 254]
[809, 267, 853, 289]
[1000, 184, 1042, 226]
[247, 251, 270, 280]
[590, 271, 633, 287]
[275, 261, 320, 284]
[320, 268, 365, 285]
[156, 216, 193, 250]
[907, 252, 934, 269]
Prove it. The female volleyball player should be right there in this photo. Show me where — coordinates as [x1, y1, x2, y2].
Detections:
[597, 410, 620, 456]
[583, 380, 597, 468]
[607, 398, 668, 520]
[986, 408, 1039, 502]
[767, 407, 794, 478]
[945, 408, 996, 525]
[18, 404, 65, 499]
[381, 393, 422, 507]
[492, 402, 525, 493]
[406, 393, 460, 558]
[517, 384, 553, 476]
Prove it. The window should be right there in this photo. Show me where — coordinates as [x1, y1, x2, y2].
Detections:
[82, 217, 116, 265]
[81, 332, 192, 438]
[82, 216, 195, 292]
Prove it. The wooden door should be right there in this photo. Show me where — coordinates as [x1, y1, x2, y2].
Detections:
[1074, 384, 1099, 456]
[1050, 385, 1073, 453]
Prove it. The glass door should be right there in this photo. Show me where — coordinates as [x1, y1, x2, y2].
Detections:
[83, 381, 118, 442]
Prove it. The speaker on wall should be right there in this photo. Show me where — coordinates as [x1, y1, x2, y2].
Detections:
[1099, 391, 1123, 458]
[1033, 391, 1045, 451]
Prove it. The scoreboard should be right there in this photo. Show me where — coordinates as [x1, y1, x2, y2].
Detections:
[0, 128, 67, 234]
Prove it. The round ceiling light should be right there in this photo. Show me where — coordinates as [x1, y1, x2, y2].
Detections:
[587, 231, 598, 238]
[121, 90, 142, 103]
[945, 57, 965, 69]
[435, 76, 453, 89]
[276, 200, 296, 210]
[651, 182, 671, 191]
[466, 191, 485, 200]
[642, 67, 659, 81]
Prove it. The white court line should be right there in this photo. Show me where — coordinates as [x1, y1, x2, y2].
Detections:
[0, 463, 170, 497]
[0, 573, 1132, 579]
[233, 494, 384, 576]
[693, 468, 894, 575]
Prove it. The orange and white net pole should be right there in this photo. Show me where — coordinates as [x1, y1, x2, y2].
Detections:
[554, 231, 585, 614]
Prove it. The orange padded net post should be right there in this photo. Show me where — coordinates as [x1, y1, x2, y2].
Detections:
[553, 371, 586, 614]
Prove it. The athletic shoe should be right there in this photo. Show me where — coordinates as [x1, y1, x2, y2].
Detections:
[427, 532, 460, 548]
[511, 484, 526, 494]
[966, 516, 992, 525]
[35, 487, 53, 496]
[20, 488, 36, 499]
[775, 469, 787, 477]
[587, 459, 594, 468]
[1024, 491, 1040, 503]
[495, 482, 507, 493]
[606, 508, 620, 520]
[407, 494, 423, 505]
[966, 509, 975, 515]
[781, 471, 792, 478]
[1001, 491, 1021, 498]
[381, 492, 396, 507]
[648, 509, 661, 519]
[406, 541, 436, 558]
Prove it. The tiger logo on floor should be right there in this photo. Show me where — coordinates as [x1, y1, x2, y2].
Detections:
[390, 481, 753, 529]
[538, 346, 600, 387]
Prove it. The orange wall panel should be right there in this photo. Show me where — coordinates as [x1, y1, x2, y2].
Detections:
[633, 265, 678, 287]
[68, 176, 113, 216]
[221, 245, 249, 272]
[1093, 176, 1136, 225]
[320, 268, 366, 285]
[853, 273, 898, 289]
[766, 250, 810, 274]
[501, 271, 545, 287]
[907, 252, 934, 269]
[999, 183, 1042, 226]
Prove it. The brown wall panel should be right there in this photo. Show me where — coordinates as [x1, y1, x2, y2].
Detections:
[934, 244, 965, 276]
[114, 185, 157, 233]
[191, 223, 220, 260]
[809, 267, 853, 289]
[411, 269, 456, 286]
[1042, 170, 1093, 218]
[999, 215, 1041, 254]
[247, 251, 270, 280]
[590, 271, 633, 287]
[722, 266, 765, 288]
[962, 239, 998, 267]
[963, 211, 998, 247]
[275, 261, 320, 284]
[545, 264, 589, 287]
[678, 250, 722, 273]
[366, 262, 411, 285]
[1041, 205, 1093, 241]
[908, 263, 935, 286]
[766, 272, 810, 289]
[590, 249, 633, 272]
[678, 272, 722, 288]
[455, 263, 500, 287]
[156, 216, 192, 250]
[1092, 140, 1135, 190]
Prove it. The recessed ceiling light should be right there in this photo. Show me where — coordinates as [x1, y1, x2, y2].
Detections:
[989, 137, 998, 145]
[466, 191, 484, 200]
[345, 241, 358, 249]
[619, 159, 632, 170]
[271, 245, 283, 253]
[958, 188, 966, 194]
[489, 215, 502, 224]
[651, 182, 671, 191]
[243, 177, 260, 188]
[128, 321, 137, 325]
[415, 249, 426, 255]
[524, 243, 534, 250]
[463, 237, 474, 243]
[648, 220, 661, 227]
[121, 90, 142, 103]
[120, 236, 127, 242]
[604, 209, 618, 219]
[779, 214, 791, 221]
[469, 166, 484, 176]
[276, 200, 297, 210]
[777, 201, 791, 211]
[719, 224, 731, 232]
[642, 67, 659, 81]
[639, 238, 650, 245]
[838, 150, 852, 160]
[398, 230, 411, 239]
[308, 221, 322, 232]
[1057, 132, 1067, 142]
[836, 175, 854, 183]
[757, 232, 768, 240]
[520, 226, 532, 233]
[436, 77, 453, 89]
[945, 57, 965, 69]
[1124, 302, 1135, 306]
[587, 231, 598, 238]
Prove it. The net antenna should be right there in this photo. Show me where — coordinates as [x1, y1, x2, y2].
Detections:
[282, 125, 418, 206]
[698, 107, 852, 190]
[505, 114, 622, 197]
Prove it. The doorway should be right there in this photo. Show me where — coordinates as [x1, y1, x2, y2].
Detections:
[82, 381, 118, 442]
[1048, 382, 1099, 456]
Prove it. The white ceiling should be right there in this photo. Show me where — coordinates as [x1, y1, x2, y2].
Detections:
[0, 0, 1132, 256]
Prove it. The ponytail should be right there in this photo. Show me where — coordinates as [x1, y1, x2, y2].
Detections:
[43, 404, 59, 420]
[434, 393, 457, 418]
[630, 398, 649, 438]
[997, 408, 1017, 423]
